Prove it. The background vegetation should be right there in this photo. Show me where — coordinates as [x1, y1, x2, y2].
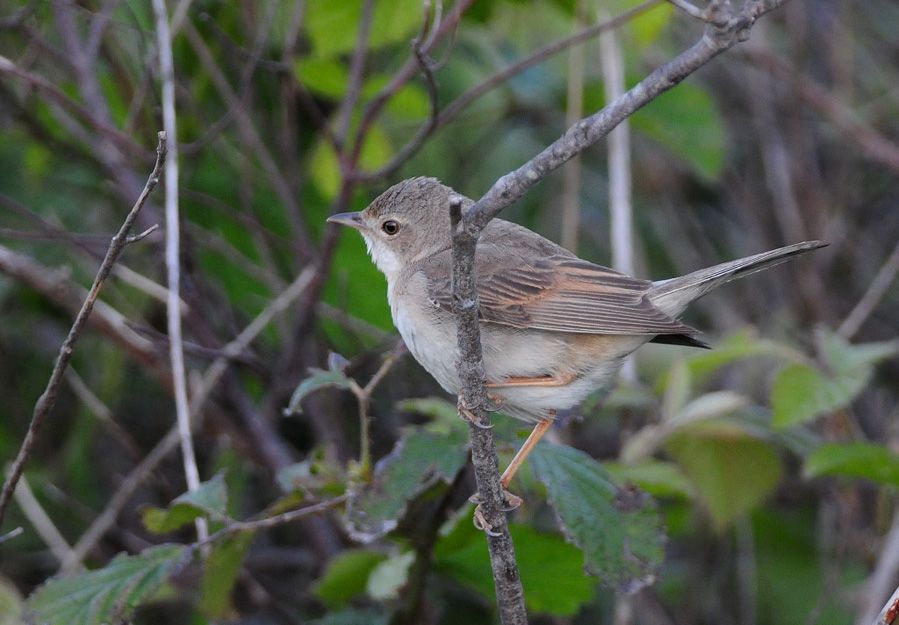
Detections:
[1, 1, 898, 624]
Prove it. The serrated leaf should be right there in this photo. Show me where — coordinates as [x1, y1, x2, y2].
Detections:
[631, 82, 726, 180]
[199, 532, 254, 619]
[666, 423, 781, 530]
[25, 544, 187, 625]
[804, 442, 899, 486]
[529, 443, 664, 593]
[344, 428, 468, 541]
[313, 549, 388, 608]
[366, 551, 415, 601]
[142, 472, 228, 534]
[285, 368, 353, 415]
[605, 461, 694, 499]
[434, 518, 595, 616]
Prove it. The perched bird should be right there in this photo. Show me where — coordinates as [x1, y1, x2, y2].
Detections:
[329, 177, 825, 494]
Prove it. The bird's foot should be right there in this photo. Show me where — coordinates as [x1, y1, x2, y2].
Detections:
[469, 489, 523, 532]
[457, 397, 493, 429]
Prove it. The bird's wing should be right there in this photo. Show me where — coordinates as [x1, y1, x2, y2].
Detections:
[419, 236, 697, 336]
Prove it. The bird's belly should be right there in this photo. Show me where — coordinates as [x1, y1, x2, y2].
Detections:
[390, 288, 648, 422]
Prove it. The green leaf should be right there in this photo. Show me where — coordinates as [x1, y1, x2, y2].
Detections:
[631, 81, 726, 180]
[313, 549, 388, 608]
[771, 363, 865, 428]
[199, 532, 254, 619]
[529, 443, 664, 592]
[397, 396, 468, 434]
[25, 544, 187, 625]
[366, 551, 415, 601]
[772, 331, 897, 428]
[310, 125, 392, 199]
[305, 0, 424, 58]
[295, 58, 349, 98]
[679, 328, 796, 383]
[804, 442, 899, 486]
[362, 76, 430, 119]
[818, 329, 899, 375]
[666, 422, 782, 529]
[344, 427, 469, 541]
[142, 472, 228, 534]
[434, 517, 595, 616]
[605, 461, 694, 499]
[285, 368, 353, 416]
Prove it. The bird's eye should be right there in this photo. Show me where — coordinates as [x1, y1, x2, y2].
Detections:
[381, 220, 400, 235]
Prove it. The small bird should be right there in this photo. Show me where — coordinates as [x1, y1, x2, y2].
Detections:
[329, 177, 826, 496]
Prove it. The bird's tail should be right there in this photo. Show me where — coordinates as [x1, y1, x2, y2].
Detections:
[648, 240, 827, 317]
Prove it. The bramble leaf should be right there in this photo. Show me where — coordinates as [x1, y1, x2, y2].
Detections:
[26, 544, 187, 625]
[529, 443, 664, 593]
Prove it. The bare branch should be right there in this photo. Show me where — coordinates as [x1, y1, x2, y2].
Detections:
[220, 496, 347, 534]
[335, 0, 375, 147]
[152, 0, 206, 543]
[0, 132, 166, 527]
[12, 474, 77, 568]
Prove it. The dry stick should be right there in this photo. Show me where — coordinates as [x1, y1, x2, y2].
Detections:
[0, 132, 166, 528]
[61, 268, 316, 573]
[152, 0, 206, 543]
[450, 3, 788, 624]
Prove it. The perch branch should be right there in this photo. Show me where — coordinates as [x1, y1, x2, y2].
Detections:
[449, 1, 788, 623]
[0, 132, 166, 527]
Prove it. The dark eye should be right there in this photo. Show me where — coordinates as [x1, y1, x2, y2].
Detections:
[381, 220, 400, 235]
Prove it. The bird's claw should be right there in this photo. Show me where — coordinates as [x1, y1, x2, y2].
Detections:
[457, 398, 493, 429]
[469, 489, 523, 533]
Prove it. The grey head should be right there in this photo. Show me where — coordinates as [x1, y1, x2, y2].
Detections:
[327, 177, 466, 279]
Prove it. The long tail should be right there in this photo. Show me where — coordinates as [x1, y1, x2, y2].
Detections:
[648, 240, 828, 317]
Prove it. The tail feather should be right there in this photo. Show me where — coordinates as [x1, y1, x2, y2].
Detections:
[648, 240, 827, 317]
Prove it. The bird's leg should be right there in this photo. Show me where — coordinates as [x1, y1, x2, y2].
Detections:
[485, 372, 576, 388]
[500, 416, 553, 495]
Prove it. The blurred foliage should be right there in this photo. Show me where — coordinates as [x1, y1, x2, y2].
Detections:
[1, 0, 899, 624]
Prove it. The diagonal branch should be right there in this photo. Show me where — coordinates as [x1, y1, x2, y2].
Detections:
[0, 132, 166, 527]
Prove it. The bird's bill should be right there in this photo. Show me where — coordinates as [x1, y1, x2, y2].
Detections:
[327, 211, 365, 230]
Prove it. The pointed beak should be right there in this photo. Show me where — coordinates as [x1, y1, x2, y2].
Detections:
[327, 211, 365, 230]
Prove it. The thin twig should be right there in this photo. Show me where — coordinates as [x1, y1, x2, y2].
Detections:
[349, 342, 405, 475]
[219, 495, 347, 535]
[0, 527, 23, 545]
[152, 0, 206, 543]
[12, 474, 77, 568]
[560, 0, 586, 254]
[0, 132, 165, 528]
[838, 238, 899, 340]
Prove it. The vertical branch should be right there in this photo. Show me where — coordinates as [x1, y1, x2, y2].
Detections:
[0, 133, 165, 527]
[600, 11, 637, 383]
[152, 0, 206, 541]
[449, 198, 528, 625]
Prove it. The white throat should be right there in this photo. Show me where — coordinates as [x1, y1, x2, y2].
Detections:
[361, 235, 402, 283]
